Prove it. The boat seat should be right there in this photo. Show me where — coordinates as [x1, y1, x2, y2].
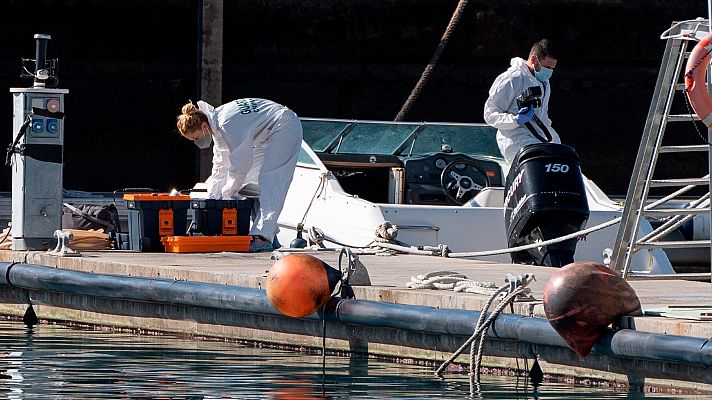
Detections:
[463, 187, 504, 208]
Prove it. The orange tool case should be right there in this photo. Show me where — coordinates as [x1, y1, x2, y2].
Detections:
[161, 235, 251, 253]
[124, 193, 191, 252]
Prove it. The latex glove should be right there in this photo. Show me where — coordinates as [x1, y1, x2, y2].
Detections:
[515, 106, 535, 125]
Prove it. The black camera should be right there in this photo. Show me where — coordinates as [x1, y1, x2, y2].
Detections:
[516, 86, 542, 109]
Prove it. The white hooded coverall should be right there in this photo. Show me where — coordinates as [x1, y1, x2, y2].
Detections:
[196, 98, 303, 240]
[483, 57, 560, 163]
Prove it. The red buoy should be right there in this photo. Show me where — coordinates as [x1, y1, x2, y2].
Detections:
[266, 253, 341, 318]
[543, 262, 641, 357]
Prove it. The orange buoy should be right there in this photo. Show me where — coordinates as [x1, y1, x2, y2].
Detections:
[270, 379, 316, 400]
[543, 262, 641, 357]
[266, 253, 341, 318]
[685, 31, 712, 128]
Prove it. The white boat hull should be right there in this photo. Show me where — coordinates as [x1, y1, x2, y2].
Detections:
[277, 160, 674, 275]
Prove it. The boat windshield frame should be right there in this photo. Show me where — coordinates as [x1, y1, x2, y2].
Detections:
[300, 118, 503, 161]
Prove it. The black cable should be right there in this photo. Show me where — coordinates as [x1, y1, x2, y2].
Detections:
[5, 114, 32, 166]
[681, 88, 710, 144]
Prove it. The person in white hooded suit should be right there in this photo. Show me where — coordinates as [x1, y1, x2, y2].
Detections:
[177, 98, 303, 252]
[483, 39, 560, 164]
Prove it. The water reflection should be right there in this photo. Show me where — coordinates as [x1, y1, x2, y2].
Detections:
[0, 319, 698, 399]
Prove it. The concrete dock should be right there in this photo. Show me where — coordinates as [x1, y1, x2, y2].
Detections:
[0, 248, 710, 394]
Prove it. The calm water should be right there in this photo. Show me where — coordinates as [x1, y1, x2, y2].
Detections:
[0, 319, 700, 399]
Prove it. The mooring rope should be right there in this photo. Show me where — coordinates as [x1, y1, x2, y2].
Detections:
[370, 216, 622, 259]
[434, 274, 536, 394]
[435, 285, 526, 375]
[394, 0, 470, 121]
[299, 172, 328, 230]
[448, 217, 621, 258]
[301, 214, 620, 260]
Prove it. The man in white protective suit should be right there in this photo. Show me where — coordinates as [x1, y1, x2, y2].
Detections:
[483, 39, 560, 163]
[176, 98, 303, 252]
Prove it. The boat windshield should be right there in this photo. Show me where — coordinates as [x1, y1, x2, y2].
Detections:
[409, 125, 501, 158]
[301, 119, 501, 159]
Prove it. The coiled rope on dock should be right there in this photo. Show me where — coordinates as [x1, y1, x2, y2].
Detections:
[405, 271, 504, 295]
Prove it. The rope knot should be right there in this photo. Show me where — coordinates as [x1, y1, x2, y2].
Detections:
[375, 221, 399, 241]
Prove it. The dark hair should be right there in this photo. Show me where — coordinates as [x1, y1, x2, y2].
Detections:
[530, 39, 557, 60]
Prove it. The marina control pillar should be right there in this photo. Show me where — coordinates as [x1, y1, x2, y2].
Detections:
[9, 88, 68, 250]
[8, 34, 67, 250]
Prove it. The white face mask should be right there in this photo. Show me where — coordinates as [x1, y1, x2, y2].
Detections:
[193, 128, 212, 149]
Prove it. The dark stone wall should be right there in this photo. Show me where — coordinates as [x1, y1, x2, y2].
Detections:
[0, 0, 708, 195]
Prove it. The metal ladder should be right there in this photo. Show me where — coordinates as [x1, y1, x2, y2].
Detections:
[610, 19, 711, 279]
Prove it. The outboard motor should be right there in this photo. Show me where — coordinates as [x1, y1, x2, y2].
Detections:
[503, 143, 589, 267]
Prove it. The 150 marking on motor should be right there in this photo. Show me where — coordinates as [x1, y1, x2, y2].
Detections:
[544, 163, 569, 173]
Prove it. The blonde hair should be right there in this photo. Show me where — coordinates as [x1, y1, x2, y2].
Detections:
[176, 100, 208, 135]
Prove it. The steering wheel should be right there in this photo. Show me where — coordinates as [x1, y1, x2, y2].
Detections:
[440, 159, 491, 205]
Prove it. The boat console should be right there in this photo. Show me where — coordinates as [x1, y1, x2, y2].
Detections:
[402, 153, 502, 205]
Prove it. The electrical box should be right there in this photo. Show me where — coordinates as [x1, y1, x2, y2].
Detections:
[9, 88, 68, 250]
[7, 34, 67, 250]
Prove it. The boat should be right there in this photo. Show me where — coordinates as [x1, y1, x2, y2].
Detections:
[274, 118, 677, 274]
[0, 118, 696, 275]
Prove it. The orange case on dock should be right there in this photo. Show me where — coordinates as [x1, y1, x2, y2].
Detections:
[161, 235, 251, 253]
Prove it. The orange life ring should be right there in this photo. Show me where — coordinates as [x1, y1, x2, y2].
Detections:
[685, 32, 712, 128]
